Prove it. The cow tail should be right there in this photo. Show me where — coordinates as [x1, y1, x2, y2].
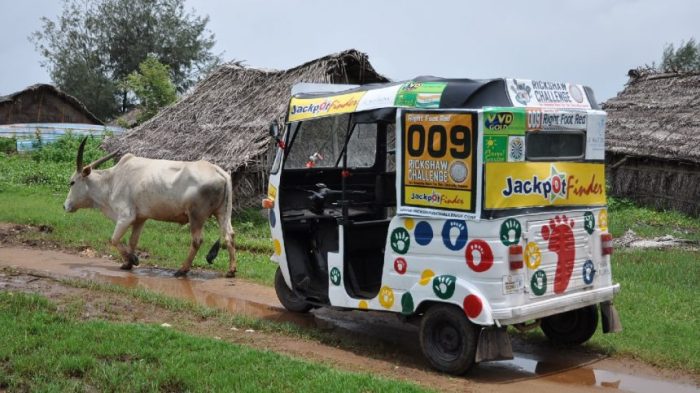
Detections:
[205, 239, 220, 264]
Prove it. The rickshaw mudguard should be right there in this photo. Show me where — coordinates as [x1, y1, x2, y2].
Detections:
[408, 277, 495, 326]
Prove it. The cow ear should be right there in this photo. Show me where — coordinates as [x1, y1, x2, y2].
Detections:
[81, 166, 92, 177]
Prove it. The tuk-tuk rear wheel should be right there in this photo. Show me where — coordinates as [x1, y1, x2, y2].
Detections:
[274, 267, 312, 313]
[541, 305, 598, 345]
[419, 304, 478, 375]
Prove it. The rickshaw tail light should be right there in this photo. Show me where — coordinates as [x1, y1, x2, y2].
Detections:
[601, 233, 613, 256]
[509, 245, 524, 270]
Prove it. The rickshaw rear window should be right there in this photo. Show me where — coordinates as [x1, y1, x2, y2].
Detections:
[526, 131, 585, 160]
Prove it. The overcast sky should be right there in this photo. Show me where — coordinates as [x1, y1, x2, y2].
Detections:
[1, 0, 698, 102]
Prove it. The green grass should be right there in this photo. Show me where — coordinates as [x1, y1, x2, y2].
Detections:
[608, 196, 700, 242]
[0, 291, 428, 392]
[589, 248, 699, 372]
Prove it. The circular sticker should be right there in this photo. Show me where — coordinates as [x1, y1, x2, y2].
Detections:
[598, 209, 609, 231]
[273, 239, 282, 256]
[358, 300, 368, 310]
[394, 258, 407, 275]
[401, 292, 414, 315]
[378, 286, 395, 309]
[463, 294, 483, 319]
[569, 84, 584, 103]
[404, 218, 415, 230]
[419, 269, 435, 286]
[466, 239, 494, 273]
[390, 228, 411, 254]
[524, 242, 542, 270]
[414, 221, 433, 246]
[449, 161, 468, 183]
[441, 220, 468, 251]
[269, 209, 276, 228]
[584, 211, 595, 235]
[530, 270, 547, 296]
[329, 267, 341, 286]
[582, 260, 596, 285]
[432, 275, 456, 299]
[500, 218, 522, 246]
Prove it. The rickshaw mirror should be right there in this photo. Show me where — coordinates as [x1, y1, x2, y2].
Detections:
[269, 122, 280, 138]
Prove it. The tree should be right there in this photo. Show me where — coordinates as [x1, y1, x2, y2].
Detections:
[30, 0, 221, 121]
[660, 38, 700, 73]
[126, 55, 177, 123]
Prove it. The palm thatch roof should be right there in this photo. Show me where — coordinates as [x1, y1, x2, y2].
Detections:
[103, 49, 388, 172]
[603, 70, 700, 164]
[0, 84, 102, 125]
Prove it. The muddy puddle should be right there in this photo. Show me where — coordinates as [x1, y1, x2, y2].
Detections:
[83, 267, 317, 329]
[0, 247, 697, 393]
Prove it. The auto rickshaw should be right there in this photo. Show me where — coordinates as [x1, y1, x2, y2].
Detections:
[263, 77, 622, 374]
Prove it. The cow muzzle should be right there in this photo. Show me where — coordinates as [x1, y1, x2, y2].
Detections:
[64, 202, 76, 213]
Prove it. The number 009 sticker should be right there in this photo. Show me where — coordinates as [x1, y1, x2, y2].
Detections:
[400, 111, 478, 214]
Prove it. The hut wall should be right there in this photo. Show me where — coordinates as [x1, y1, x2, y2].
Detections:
[231, 149, 274, 213]
[606, 153, 700, 217]
[0, 90, 98, 125]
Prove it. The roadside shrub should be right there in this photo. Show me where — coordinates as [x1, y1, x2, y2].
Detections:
[0, 137, 17, 154]
[31, 134, 108, 164]
[0, 154, 71, 191]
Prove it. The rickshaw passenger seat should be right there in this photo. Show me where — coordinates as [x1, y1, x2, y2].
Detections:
[375, 172, 396, 207]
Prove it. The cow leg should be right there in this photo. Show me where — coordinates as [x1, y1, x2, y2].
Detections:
[216, 213, 237, 278]
[174, 218, 204, 277]
[110, 219, 135, 270]
[126, 219, 146, 267]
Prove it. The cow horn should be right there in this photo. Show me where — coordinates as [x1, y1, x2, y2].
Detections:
[87, 152, 118, 169]
[76, 137, 88, 172]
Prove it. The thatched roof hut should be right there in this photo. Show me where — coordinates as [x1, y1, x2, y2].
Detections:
[603, 70, 700, 216]
[104, 49, 388, 210]
[0, 84, 102, 125]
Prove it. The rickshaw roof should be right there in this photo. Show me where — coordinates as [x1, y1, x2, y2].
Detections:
[287, 77, 599, 122]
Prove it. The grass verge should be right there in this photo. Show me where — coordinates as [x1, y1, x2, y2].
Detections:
[0, 290, 429, 392]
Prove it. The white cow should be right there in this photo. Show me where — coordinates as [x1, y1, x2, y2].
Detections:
[64, 138, 237, 277]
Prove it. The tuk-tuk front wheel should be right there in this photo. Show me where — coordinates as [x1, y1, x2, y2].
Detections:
[541, 305, 598, 345]
[274, 267, 312, 313]
[419, 304, 478, 375]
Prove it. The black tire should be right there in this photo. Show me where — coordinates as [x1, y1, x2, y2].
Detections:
[419, 304, 479, 375]
[274, 267, 312, 313]
[541, 305, 599, 345]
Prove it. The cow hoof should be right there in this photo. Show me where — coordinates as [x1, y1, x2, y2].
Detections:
[174, 270, 189, 278]
[225, 270, 236, 278]
[128, 253, 139, 266]
[120, 262, 133, 270]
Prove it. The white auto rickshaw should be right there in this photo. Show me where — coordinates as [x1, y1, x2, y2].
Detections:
[263, 77, 622, 374]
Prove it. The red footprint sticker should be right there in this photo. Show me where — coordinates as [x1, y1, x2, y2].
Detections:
[541, 215, 576, 294]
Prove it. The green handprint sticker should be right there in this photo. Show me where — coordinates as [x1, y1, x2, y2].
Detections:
[583, 211, 595, 235]
[390, 228, 411, 254]
[432, 275, 456, 299]
[530, 270, 547, 296]
[500, 218, 522, 246]
[330, 267, 341, 286]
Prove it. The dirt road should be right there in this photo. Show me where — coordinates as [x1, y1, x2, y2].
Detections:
[0, 245, 697, 393]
